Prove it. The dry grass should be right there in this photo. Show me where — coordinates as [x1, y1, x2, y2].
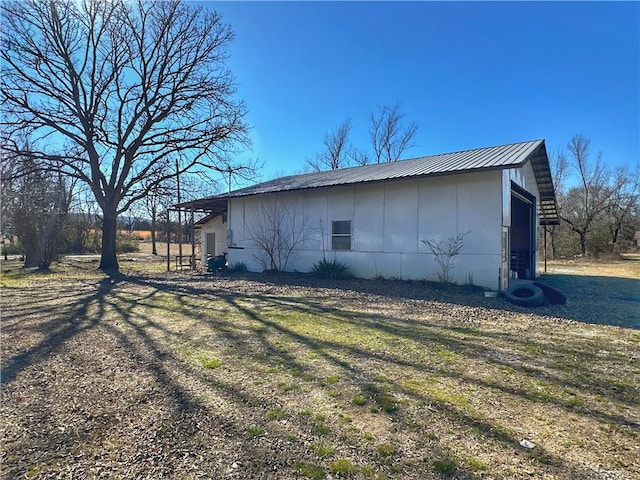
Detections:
[545, 255, 640, 279]
[539, 258, 640, 329]
[1, 256, 638, 479]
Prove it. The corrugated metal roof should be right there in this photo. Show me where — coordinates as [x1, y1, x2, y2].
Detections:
[176, 139, 559, 224]
[226, 139, 544, 197]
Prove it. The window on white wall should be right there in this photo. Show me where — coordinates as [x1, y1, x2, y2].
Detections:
[332, 220, 351, 250]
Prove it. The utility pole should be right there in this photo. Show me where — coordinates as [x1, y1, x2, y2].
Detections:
[226, 166, 232, 193]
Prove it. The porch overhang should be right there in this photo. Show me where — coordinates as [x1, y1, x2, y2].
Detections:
[172, 196, 228, 217]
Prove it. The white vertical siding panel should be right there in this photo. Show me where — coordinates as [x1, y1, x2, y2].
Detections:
[302, 190, 327, 250]
[227, 196, 261, 271]
[346, 252, 402, 278]
[417, 176, 458, 251]
[457, 171, 502, 288]
[327, 185, 355, 220]
[354, 183, 384, 252]
[401, 253, 430, 280]
[384, 179, 419, 253]
[457, 171, 502, 255]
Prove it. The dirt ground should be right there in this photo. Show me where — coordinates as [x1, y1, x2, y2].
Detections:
[1, 255, 638, 479]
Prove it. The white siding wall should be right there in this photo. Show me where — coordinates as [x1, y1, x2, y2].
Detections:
[502, 160, 541, 226]
[198, 215, 227, 266]
[219, 170, 507, 289]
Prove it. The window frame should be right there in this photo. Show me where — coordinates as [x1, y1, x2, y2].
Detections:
[331, 220, 352, 251]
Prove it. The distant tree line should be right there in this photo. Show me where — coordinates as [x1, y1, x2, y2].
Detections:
[1, 148, 214, 269]
[545, 134, 639, 259]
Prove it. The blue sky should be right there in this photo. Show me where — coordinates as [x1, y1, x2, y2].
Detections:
[205, 1, 639, 187]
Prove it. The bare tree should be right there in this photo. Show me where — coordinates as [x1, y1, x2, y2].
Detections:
[6, 155, 74, 269]
[348, 147, 371, 166]
[247, 198, 308, 272]
[547, 148, 569, 259]
[605, 165, 640, 252]
[1, 0, 249, 271]
[143, 179, 175, 255]
[370, 102, 418, 163]
[0, 148, 18, 247]
[560, 135, 614, 256]
[122, 201, 148, 234]
[307, 119, 353, 171]
[217, 157, 263, 193]
[66, 191, 101, 253]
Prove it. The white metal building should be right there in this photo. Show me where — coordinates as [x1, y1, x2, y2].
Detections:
[178, 140, 559, 291]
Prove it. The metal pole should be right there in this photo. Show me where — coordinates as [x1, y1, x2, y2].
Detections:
[176, 159, 182, 265]
[190, 207, 195, 270]
[544, 226, 548, 273]
[166, 209, 170, 272]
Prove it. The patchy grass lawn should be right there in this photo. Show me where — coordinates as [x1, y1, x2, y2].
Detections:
[1, 256, 638, 479]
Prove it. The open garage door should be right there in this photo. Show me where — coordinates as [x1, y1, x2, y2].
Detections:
[510, 183, 536, 280]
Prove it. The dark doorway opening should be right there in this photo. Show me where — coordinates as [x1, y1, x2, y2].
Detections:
[510, 183, 536, 279]
[206, 232, 216, 257]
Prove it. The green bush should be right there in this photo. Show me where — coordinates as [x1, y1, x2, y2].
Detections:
[310, 258, 352, 280]
[228, 261, 248, 273]
[116, 234, 139, 253]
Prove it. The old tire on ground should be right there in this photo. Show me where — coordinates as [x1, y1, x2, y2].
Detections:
[533, 281, 567, 305]
[504, 284, 547, 307]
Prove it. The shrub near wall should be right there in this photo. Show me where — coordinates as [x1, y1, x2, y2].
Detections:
[310, 258, 352, 280]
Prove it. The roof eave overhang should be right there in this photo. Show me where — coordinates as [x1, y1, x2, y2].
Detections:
[523, 141, 560, 226]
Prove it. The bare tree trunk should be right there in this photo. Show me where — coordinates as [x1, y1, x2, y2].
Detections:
[549, 226, 558, 259]
[100, 213, 119, 271]
[23, 247, 38, 268]
[579, 232, 587, 257]
[150, 207, 158, 256]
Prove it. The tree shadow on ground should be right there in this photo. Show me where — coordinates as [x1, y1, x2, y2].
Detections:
[208, 270, 640, 329]
[125, 274, 639, 474]
[2, 268, 638, 479]
[0, 273, 122, 385]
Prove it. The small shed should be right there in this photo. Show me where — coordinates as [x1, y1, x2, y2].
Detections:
[176, 140, 558, 290]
